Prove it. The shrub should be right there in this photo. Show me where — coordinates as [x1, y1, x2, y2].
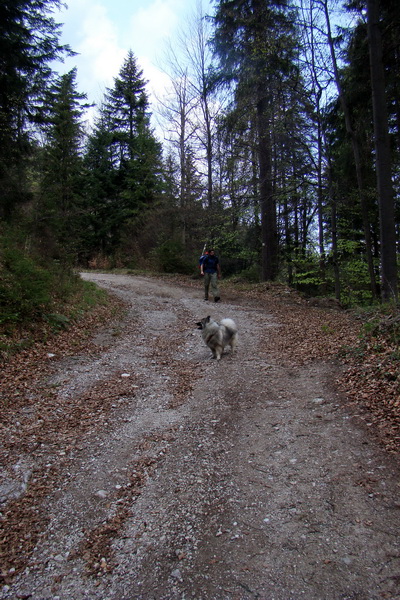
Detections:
[291, 255, 326, 296]
[236, 264, 261, 283]
[152, 240, 194, 275]
[0, 246, 53, 324]
[0, 231, 99, 329]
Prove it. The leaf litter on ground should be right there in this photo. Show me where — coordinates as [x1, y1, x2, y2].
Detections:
[0, 275, 399, 585]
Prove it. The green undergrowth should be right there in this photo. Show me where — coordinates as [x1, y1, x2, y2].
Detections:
[339, 303, 400, 361]
[0, 240, 109, 359]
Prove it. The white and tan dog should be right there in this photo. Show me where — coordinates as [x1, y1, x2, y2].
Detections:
[196, 316, 238, 360]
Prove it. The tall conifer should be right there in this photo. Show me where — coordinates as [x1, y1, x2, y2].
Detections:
[212, 0, 299, 281]
[40, 68, 88, 259]
[0, 0, 73, 217]
[84, 51, 163, 260]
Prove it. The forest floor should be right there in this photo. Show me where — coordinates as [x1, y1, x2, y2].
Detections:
[0, 272, 399, 600]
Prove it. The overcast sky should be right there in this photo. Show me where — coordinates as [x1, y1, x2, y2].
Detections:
[55, 0, 214, 127]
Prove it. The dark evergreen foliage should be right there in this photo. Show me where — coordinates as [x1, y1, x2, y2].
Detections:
[212, 0, 308, 282]
[38, 68, 88, 261]
[82, 51, 164, 263]
[0, 0, 74, 218]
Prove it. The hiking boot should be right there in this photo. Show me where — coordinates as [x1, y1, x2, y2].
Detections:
[214, 296, 220, 302]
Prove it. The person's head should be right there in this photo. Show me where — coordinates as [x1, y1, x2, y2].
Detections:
[208, 249, 215, 255]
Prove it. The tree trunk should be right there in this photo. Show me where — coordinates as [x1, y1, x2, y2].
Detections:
[367, 0, 398, 302]
[203, 95, 213, 208]
[257, 93, 277, 281]
[323, 0, 379, 300]
[316, 116, 326, 290]
[327, 161, 341, 302]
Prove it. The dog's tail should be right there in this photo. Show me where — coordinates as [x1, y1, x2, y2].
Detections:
[220, 318, 237, 335]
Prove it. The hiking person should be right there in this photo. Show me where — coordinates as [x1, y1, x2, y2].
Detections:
[200, 249, 221, 302]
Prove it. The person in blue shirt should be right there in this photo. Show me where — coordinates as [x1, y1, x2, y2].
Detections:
[200, 249, 221, 302]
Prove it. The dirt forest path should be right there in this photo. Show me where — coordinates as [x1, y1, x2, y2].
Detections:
[1, 273, 399, 600]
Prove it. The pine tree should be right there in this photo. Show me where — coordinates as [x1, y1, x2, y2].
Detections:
[82, 111, 120, 257]
[0, 0, 73, 218]
[103, 50, 149, 164]
[367, 0, 398, 301]
[83, 51, 163, 261]
[39, 68, 88, 260]
[212, 0, 300, 281]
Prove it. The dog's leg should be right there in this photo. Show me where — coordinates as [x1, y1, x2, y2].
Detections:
[230, 334, 238, 353]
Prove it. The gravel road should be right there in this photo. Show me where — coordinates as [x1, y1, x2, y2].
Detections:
[1, 273, 399, 600]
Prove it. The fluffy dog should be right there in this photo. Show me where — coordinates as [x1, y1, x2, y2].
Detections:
[196, 316, 238, 360]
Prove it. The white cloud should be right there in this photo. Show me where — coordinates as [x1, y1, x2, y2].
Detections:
[138, 55, 169, 95]
[57, 0, 126, 105]
[125, 0, 187, 106]
[78, 4, 124, 82]
[127, 0, 183, 57]
[54, 0, 211, 129]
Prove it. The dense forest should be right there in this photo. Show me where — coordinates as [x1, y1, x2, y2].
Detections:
[0, 0, 399, 326]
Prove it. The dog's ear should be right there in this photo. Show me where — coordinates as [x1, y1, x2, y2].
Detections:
[206, 316, 211, 322]
[195, 321, 202, 329]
